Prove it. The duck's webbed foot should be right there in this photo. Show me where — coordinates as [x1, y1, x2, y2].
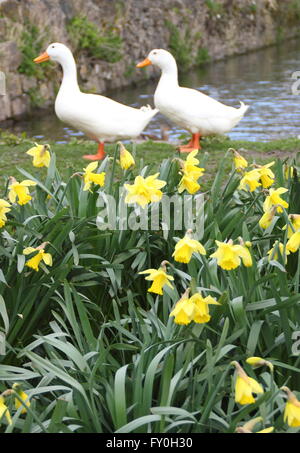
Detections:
[179, 133, 201, 153]
[83, 142, 106, 160]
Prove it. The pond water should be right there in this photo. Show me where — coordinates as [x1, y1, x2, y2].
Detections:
[2, 37, 300, 143]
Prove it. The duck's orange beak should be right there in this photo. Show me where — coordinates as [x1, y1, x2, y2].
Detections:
[33, 52, 50, 64]
[136, 58, 152, 68]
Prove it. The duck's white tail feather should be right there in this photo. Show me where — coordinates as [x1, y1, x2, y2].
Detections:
[228, 101, 249, 130]
[140, 104, 159, 119]
[238, 101, 249, 117]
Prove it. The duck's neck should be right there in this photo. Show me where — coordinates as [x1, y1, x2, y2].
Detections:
[58, 53, 80, 95]
[157, 59, 179, 91]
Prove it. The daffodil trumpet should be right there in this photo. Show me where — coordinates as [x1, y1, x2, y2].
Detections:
[231, 361, 264, 405]
[172, 230, 206, 264]
[230, 148, 248, 171]
[26, 143, 51, 168]
[117, 142, 135, 170]
[139, 261, 174, 295]
[23, 242, 53, 272]
[210, 239, 252, 271]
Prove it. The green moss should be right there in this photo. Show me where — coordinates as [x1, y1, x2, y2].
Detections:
[196, 47, 210, 66]
[171, 7, 180, 14]
[165, 20, 192, 71]
[123, 63, 135, 79]
[67, 15, 123, 63]
[17, 23, 50, 79]
[205, 0, 224, 15]
[288, 0, 300, 20]
[27, 87, 45, 108]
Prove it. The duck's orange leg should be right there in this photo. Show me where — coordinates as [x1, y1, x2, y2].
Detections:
[179, 133, 201, 153]
[83, 142, 106, 161]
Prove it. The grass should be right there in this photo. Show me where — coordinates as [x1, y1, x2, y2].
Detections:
[0, 133, 299, 190]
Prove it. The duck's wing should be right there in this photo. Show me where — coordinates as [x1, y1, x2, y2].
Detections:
[85, 93, 157, 119]
[63, 93, 158, 139]
[175, 87, 245, 118]
[159, 86, 248, 134]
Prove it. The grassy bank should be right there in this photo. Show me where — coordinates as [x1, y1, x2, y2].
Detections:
[1, 132, 300, 189]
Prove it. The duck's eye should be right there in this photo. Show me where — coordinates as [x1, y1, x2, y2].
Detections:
[153, 52, 157, 55]
[52, 45, 55, 48]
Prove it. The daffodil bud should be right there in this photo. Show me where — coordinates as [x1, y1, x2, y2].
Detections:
[246, 356, 274, 372]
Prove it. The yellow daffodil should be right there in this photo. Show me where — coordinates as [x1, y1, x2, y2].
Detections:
[169, 289, 194, 325]
[169, 290, 220, 325]
[8, 178, 36, 206]
[259, 208, 276, 229]
[83, 162, 105, 192]
[182, 150, 205, 178]
[125, 173, 166, 208]
[0, 396, 12, 425]
[0, 199, 11, 228]
[256, 162, 275, 188]
[12, 383, 30, 414]
[189, 293, 220, 324]
[23, 243, 52, 272]
[286, 231, 300, 253]
[177, 150, 205, 194]
[231, 361, 263, 405]
[210, 240, 252, 270]
[139, 262, 174, 295]
[283, 214, 300, 238]
[231, 149, 248, 171]
[183, 149, 199, 168]
[263, 187, 289, 214]
[172, 231, 206, 263]
[239, 169, 261, 192]
[236, 417, 274, 433]
[26, 143, 51, 168]
[178, 173, 201, 194]
[118, 142, 135, 170]
[267, 241, 290, 263]
[281, 387, 300, 428]
[246, 356, 274, 372]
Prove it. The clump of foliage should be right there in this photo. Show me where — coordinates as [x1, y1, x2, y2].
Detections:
[205, 0, 224, 15]
[166, 21, 210, 70]
[165, 20, 192, 71]
[0, 129, 29, 146]
[17, 24, 49, 79]
[27, 87, 45, 108]
[196, 47, 210, 66]
[67, 15, 123, 63]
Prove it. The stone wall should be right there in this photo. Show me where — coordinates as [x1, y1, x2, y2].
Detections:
[0, 0, 299, 121]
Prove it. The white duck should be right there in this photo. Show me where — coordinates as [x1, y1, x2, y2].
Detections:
[34, 43, 158, 160]
[137, 49, 249, 153]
